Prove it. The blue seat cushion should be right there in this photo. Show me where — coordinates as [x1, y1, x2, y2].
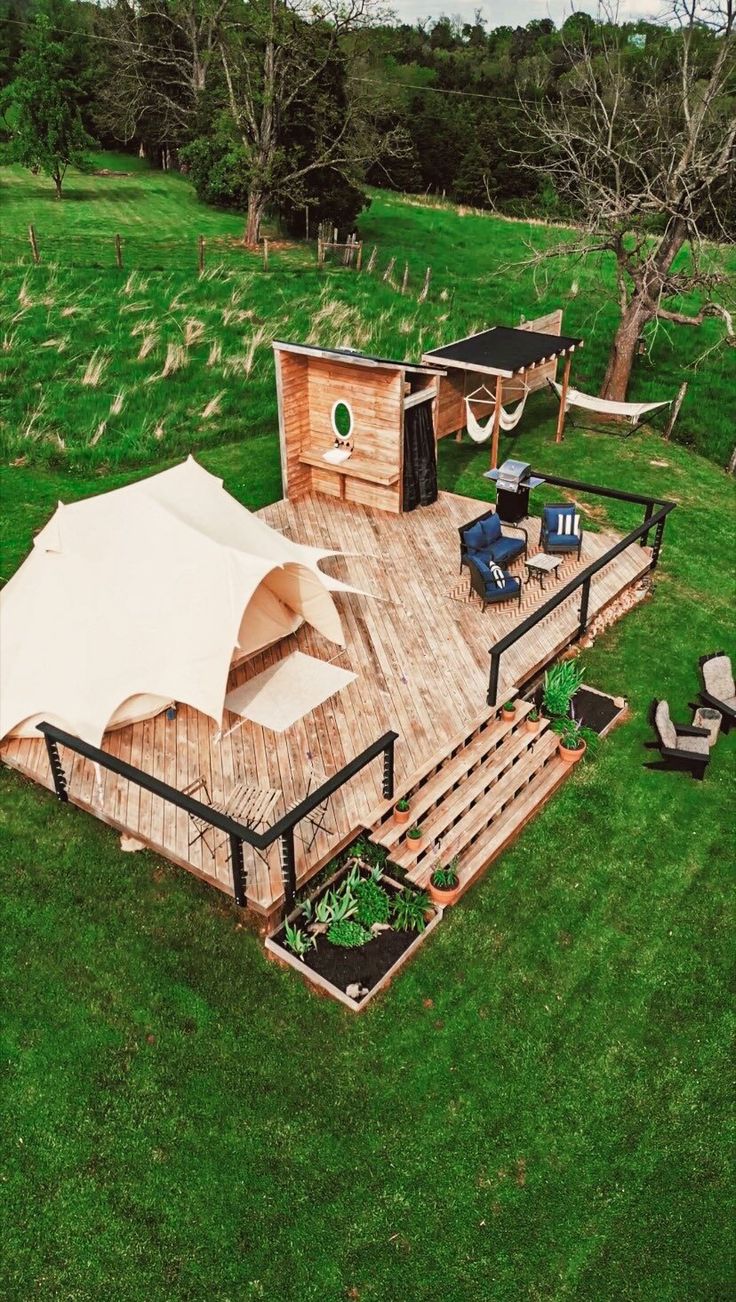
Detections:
[472, 558, 520, 598]
[479, 513, 502, 547]
[488, 536, 524, 564]
[546, 531, 581, 548]
[463, 520, 487, 553]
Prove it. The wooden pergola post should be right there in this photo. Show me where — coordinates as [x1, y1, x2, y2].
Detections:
[490, 374, 503, 470]
[555, 352, 572, 443]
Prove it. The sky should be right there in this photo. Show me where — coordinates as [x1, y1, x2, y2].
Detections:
[390, 1, 660, 27]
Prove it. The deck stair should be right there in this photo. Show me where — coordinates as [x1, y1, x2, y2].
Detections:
[370, 701, 572, 899]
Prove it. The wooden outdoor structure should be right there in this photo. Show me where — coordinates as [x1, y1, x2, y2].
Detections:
[273, 341, 443, 514]
[422, 312, 582, 467]
[2, 488, 654, 930]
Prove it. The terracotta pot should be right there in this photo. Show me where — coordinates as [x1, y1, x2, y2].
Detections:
[406, 832, 423, 851]
[394, 805, 410, 824]
[429, 879, 461, 908]
[558, 738, 586, 764]
[502, 705, 516, 718]
[525, 715, 541, 733]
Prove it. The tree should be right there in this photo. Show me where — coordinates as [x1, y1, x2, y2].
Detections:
[2, 13, 94, 198]
[217, 0, 405, 245]
[518, 2, 735, 400]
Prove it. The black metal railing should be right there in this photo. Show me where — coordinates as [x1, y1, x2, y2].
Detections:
[37, 722, 398, 917]
[486, 472, 677, 706]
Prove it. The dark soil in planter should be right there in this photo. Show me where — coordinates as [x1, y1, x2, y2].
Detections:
[271, 866, 434, 1004]
[573, 687, 623, 734]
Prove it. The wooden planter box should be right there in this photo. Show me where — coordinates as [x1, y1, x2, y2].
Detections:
[265, 869, 442, 1011]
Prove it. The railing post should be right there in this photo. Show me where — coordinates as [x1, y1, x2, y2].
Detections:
[651, 515, 667, 570]
[43, 735, 68, 802]
[578, 575, 591, 638]
[641, 500, 654, 547]
[382, 736, 395, 801]
[229, 834, 246, 907]
[279, 827, 297, 917]
[487, 650, 500, 707]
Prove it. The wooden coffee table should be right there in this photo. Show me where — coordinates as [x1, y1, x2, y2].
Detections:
[525, 553, 563, 590]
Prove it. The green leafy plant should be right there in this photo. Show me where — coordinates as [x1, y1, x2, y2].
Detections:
[406, 825, 423, 841]
[395, 797, 410, 812]
[503, 700, 516, 713]
[528, 707, 540, 722]
[543, 661, 585, 718]
[284, 921, 315, 958]
[354, 876, 391, 927]
[391, 887, 430, 933]
[300, 897, 314, 924]
[431, 856, 459, 890]
[324, 882, 357, 924]
[552, 717, 600, 755]
[326, 919, 372, 948]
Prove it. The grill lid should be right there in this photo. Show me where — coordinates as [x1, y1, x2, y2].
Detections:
[496, 458, 531, 491]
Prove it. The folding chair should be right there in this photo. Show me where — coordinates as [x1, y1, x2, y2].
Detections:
[295, 768, 334, 853]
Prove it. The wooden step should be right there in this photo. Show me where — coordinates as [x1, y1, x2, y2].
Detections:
[362, 700, 514, 830]
[444, 755, 571, 898]
[389, 729, 558, 873]
[374, 701, 535, 850]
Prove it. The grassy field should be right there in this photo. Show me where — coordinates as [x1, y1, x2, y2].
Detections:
[1, 157, 734, 469]
[1, 157, 735, 1300]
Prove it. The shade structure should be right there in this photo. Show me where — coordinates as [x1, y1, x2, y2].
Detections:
[0, 457, 363, 746]
[422, 325, 582, 378]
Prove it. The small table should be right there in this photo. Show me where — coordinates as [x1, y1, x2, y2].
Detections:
[693, 707, 721, 748]
[525, 553, 563, 590]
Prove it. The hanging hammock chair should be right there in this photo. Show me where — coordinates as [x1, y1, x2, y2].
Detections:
[464, 384, 530, 443]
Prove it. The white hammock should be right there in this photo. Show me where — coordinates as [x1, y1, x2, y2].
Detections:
[550, 381, 671, 425]
[465, 384, 530, 443]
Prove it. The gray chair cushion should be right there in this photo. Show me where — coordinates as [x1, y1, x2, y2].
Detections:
[677, 732, 709, 756]
[655, 700, 677, 750]
[703, 655, 735, 701]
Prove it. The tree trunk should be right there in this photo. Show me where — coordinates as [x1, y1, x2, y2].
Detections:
[245, 190, 265, 248]
[53, 172, 62, 200]
[599, 297, 651, 401]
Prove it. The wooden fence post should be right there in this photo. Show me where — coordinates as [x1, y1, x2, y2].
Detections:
[664, 381, 687, 441]
[28, 224, 40, 265]
[383, 256, 396, 284]
[263, 238, 269, 271]
[401, 262, 409, 295]
[114, 233, 123, 270]
[355, 241, 363, 272]
[198, 235, 205, 274]
[366, 246, 377, 273]
[305, 206, 309, 241]
[418, 266, 431, 303]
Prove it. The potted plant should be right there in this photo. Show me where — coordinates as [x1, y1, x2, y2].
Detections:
[553, 717, 598, 764]
[429, 856, 461, 907]
[525, 707, 541, 734]
[406, 824, 423, 849]
[394, 796, 411, 824]
[502, 700, 516, 717]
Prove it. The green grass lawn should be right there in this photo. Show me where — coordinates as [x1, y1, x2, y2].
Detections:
[1, 157, 734, 468]
[1, 157, 735, 1300]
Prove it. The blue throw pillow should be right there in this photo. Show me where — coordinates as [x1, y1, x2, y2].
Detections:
[480, 513, 502, 546]
[463, 521, 487, 554]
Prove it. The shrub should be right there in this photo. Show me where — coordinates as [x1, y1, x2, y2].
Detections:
[327, 919, 372, 948]
[391, 887, 430, 933]
[543, 661, 585, 718]
[354, 877, 391, 927]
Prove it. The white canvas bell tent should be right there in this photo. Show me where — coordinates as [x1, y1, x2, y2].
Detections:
[0, 457, 363, 746]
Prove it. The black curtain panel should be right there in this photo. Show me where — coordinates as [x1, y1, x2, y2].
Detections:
[403, 402, 438, 511]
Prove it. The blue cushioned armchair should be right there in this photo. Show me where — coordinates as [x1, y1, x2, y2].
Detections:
[540, 503, 583, 560]
[466, 557, 523, 611]
[458, 508, 528, 575]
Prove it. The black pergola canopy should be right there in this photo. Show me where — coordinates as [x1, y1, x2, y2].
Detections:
[422, 325, 582, 378]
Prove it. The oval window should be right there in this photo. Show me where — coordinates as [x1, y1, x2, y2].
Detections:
[331, 399, 354, 441]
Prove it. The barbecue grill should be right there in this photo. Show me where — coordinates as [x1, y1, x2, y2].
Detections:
[484, 459, 545, 524]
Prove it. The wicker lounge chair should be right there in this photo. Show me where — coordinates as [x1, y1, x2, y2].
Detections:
[698, 652, 735, 734]
[540, 504, 583, 560]
[466, 556, 523, 611]
[458, 507, 527, 575]
[645, 700, 711, 780]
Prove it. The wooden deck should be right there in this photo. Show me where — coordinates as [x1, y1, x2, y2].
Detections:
[1, 490, 651, 920]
